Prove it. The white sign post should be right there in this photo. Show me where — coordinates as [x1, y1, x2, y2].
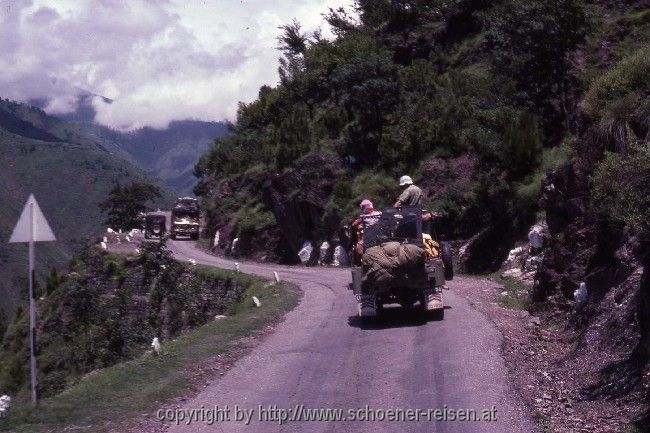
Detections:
[8, 194, 56, 404]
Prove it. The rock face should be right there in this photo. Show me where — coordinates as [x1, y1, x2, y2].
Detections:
[205, 153, 488, 267]
[204, 154, 347, 265]
[534, 157, 650, 412]
[204, 172, 289, 263]
[262, 154, 342, 265]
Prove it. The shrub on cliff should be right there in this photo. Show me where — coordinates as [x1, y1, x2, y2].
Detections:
[591, 145, 650, 235]
[584, 47, 650, 152]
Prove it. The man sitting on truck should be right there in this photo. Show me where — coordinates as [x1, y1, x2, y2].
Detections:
[394, 175, 423, 207]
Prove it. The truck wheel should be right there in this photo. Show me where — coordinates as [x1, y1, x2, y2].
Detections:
[191, 233, 199, 240]
[431, 309, 445, 320]
[441, 241, 454, 281]
[170, 234, 176, 240]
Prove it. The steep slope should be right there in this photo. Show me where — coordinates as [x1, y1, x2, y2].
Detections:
[107, 120, 229, 194]
[0, 98, 176, 318]
[191, 0, 650, 429]
[56, 95, 229, 195]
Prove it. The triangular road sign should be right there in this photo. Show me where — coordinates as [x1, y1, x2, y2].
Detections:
[8, 194, 56, 243]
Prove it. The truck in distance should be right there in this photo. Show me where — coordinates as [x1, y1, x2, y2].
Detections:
[170, 197, 200, 240]
[144, 213, 167, 239]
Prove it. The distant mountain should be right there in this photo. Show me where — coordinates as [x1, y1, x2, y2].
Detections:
[0, 98, 176, 318]
[57, 94, 229, 195]
[106, 120, 229, 194]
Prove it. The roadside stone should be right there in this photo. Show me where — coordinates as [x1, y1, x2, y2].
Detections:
[528, 316, 541, 327]
[502, 268, 523, 279]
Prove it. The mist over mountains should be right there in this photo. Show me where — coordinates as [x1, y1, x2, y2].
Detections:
[0, 97, 178, 317]
[40, 93, 229, 195]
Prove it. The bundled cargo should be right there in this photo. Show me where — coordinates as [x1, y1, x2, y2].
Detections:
[361, 241, 427, 291]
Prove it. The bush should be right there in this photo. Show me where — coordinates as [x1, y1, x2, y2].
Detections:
[584, 47, 650, 151]
[234, 201, 276, 236]
[584, 47, 650, 117]
[591, 145, 650, 235]
[500, 112, 543, 181]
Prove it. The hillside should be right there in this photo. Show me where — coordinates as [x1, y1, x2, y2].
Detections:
[0, 242, 250, 398]
[57, 95, 229, 194]
[105, 120, 229, 194]
[0, 98, 176, 318]
[193, 0, 649, 428]
[195, 0, 590, 263]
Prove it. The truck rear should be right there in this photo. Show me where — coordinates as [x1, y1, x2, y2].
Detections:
[349, 207, 452, 321]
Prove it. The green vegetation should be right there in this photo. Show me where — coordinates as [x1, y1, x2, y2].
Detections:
[584, 45, 650, 235]
[0, 99, 176, 319]
[190, 1, 649, 271]
[194, 0, 591, 257]
[591, 146, 650, 235]
[98, 181, 161, 230]
[0, 241, 300, 432]
[490, 272, 531, 311]
[1, 241, 235, 398]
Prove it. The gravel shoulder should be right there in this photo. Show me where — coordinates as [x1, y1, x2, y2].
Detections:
[453, 276, 641, 433]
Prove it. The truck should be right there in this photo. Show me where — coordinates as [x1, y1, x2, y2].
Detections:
[348, 206, 453, 322]
[144, 213, 167, 239]
[170, 197, 200, 240]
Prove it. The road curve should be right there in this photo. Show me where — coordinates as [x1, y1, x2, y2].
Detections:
[165, 240, 537, 433]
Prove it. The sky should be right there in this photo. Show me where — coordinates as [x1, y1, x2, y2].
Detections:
[0, 0, 350, 130]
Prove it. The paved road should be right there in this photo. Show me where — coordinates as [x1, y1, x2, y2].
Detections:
[164, 240, 537, 433]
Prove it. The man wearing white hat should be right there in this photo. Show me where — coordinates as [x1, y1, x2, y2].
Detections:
[394, 175, 423, 207]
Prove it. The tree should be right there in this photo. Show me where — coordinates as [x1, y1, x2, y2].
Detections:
[99, 182, 161, 230]
[277, 19, 307, 56]
[486, 0, 587, 140]
[500, 112, 543, 181]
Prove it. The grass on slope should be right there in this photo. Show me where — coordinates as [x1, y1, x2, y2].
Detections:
[0, 125, 176, 318]
[0, 266, 301, 433]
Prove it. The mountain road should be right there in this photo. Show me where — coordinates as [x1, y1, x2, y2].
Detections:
[163, 239, 537, 433]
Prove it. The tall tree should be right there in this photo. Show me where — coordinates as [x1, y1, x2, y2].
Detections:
[99, 182, 161, 230]
[487, 0, 587, 140]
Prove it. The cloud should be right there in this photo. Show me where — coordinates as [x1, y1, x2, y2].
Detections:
[0, 0, 351, 130]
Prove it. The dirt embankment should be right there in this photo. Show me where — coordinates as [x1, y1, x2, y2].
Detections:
[466, 155, 650, 433]
[456, 276, 646, 433]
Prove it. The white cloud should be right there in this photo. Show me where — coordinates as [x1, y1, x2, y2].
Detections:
[0, 0, 351, 130]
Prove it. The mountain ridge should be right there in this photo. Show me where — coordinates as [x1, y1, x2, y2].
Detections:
[48, 93, 229, 195]
[0, 97, 176, 318]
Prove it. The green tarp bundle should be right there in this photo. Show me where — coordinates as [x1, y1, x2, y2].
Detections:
[361, 241, 427, 292]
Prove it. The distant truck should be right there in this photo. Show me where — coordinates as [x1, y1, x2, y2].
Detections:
[175, 197, 200, 212]
[144, 213, 167, 239]
[170, 197, 200, 240]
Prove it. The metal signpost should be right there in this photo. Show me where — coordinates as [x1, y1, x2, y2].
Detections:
[8, 194, 56, 403]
